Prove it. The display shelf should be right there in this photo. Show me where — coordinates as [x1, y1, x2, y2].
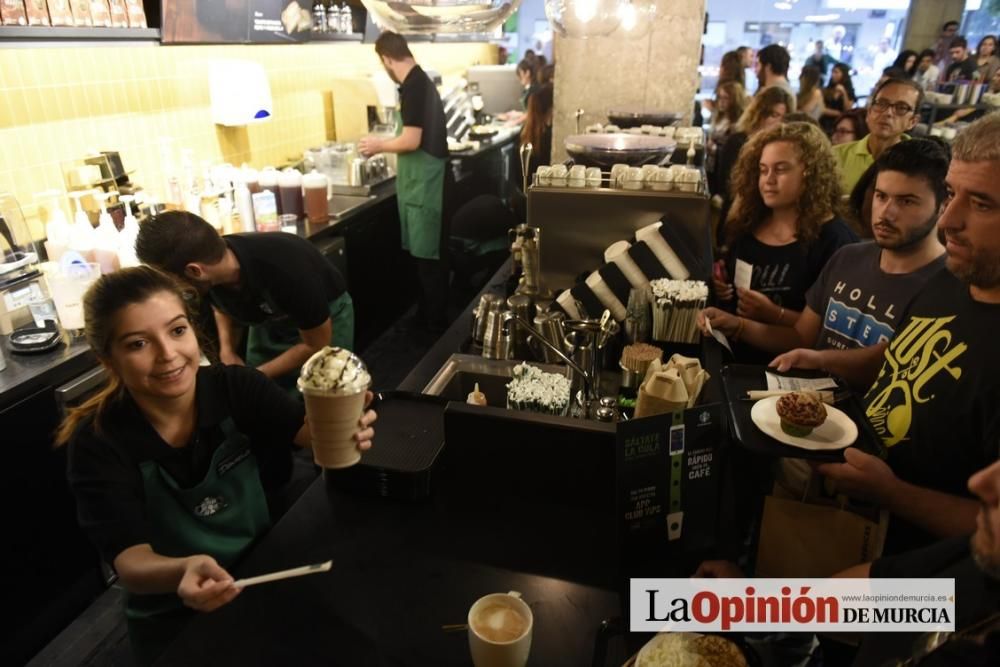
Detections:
[0, 25, 160, 43]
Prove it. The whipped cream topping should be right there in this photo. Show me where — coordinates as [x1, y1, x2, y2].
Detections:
[298, 346, 370, 393]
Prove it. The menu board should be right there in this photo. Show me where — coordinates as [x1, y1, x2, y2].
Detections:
[616, 404, 724, 573]
[162, 0, 319, 44]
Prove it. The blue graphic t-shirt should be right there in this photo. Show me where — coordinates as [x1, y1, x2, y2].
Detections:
[806, 241, 946, 351]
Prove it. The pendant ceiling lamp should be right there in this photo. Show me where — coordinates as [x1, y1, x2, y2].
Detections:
[361, 0, 523, 35]
[544, 0, 625, 39]
[613, 0, 660, 40]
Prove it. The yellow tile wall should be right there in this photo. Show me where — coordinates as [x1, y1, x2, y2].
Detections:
[0, 41, 496, 238]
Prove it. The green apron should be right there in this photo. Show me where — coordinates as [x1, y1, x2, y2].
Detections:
[396, 148, 446, 261]
[246, 292, 355, 392]
[126, 418, 270, 665]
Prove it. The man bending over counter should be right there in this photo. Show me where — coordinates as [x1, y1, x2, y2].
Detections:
[136, 211, 354, 391]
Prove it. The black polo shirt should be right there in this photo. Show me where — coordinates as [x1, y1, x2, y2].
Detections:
[66, 365, 304, 564]
[208, 233, 347, 330]
[399, 65, 448, 159]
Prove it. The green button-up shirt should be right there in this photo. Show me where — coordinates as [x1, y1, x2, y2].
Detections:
[832, 134, 910, 195]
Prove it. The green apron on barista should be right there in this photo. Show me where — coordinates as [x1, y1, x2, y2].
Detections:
[245, 291, 355, 392]
[396, 148, 446, 261]
[125, 418, 270, 666]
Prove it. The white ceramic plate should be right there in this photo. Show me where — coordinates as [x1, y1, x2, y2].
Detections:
[750, 396, 857, 451]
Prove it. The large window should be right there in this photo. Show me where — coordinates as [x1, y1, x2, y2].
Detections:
[700, 0, 911, 98]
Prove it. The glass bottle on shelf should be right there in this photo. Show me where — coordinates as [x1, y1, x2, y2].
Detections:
[340, 2, 352, 34]
[312, 1, 326, 33]
[327, 1, 341, 33]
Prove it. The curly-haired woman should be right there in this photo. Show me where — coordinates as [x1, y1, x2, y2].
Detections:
[715, 122, 858, 359]
[713, 86, 794, 240]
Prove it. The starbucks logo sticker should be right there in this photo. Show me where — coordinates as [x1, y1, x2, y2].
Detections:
[194, 496, 227, 517]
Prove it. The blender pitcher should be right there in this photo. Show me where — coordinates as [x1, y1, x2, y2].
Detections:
[47, 257, 100, 335]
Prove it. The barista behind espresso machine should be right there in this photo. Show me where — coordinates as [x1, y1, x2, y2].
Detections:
[360, 31, 450, 335]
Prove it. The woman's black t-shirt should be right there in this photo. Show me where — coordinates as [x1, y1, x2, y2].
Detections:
[66, 365, 305, 564]
[726, 217, 859, 313]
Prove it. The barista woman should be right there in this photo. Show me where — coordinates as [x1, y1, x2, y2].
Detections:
[59, 266, 376, 664]
[360, 31, 450, 333]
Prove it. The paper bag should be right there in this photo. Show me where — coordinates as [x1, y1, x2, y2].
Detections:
[755, 483, 888, 578]
[635, 367, 688, 418]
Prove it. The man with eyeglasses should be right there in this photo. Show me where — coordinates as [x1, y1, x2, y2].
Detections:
[832, 77, 923, 194]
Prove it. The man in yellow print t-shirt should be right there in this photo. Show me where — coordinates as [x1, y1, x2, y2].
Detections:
[865, 314, 967, 448]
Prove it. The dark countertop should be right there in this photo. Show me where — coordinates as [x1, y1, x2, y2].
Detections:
[157, 468, 623, 667]
[0, 337, 96, 411]
[449, 129, 519, 160]
[0, 182, 398, 411]
[289, 178, 397, 241]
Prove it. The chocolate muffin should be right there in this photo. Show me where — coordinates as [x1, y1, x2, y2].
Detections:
[775, 391, 827, 437]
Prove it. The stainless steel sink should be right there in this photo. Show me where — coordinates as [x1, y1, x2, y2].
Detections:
[328, 194, 375, 219]
[422, 355, 570, 408]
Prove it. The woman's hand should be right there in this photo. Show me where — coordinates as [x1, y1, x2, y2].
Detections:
[712, 277, 734, 302]
[177, 555, 240, 612]
[698, 307, 740, 337]
[355, 391, 378, 451]
[736, 288, 778, 322]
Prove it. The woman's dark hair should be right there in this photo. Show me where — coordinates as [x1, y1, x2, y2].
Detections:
[537, 63, 555, 85]
[135, 210, 227, 278]
[516, 59, 535, 78]
[54, 266, 201, 446]
[521, 83, 553, 155]
[827, 63, 856, 102]
[892, 50, 919, 76]
[918, 48, 936, 61]
[718, 50, 745, 88]
[832, 108, 869, 140]
[797, 65, 821, 110]
[714, 80, 748, 125]
[976, 35, 997, 57]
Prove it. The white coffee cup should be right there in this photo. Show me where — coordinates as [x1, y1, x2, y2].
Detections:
[468, 591, 533, 667]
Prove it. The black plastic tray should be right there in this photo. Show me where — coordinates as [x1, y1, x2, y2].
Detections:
[325, 390, 446, 500]
[720, 364, 885, 462]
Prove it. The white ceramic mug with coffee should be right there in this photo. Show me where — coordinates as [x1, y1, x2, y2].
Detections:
[467, 590, 533, 667]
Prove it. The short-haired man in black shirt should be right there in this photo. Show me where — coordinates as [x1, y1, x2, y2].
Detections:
[946, 37, 978, 82]
[136, 212, 354, 391]
[772, 113, 1000, 554]
[360, 31, 450, 333]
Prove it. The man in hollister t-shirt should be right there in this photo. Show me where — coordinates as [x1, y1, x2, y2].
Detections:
[699, 139, 947, 355]
[772, 114, 1000, 554]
